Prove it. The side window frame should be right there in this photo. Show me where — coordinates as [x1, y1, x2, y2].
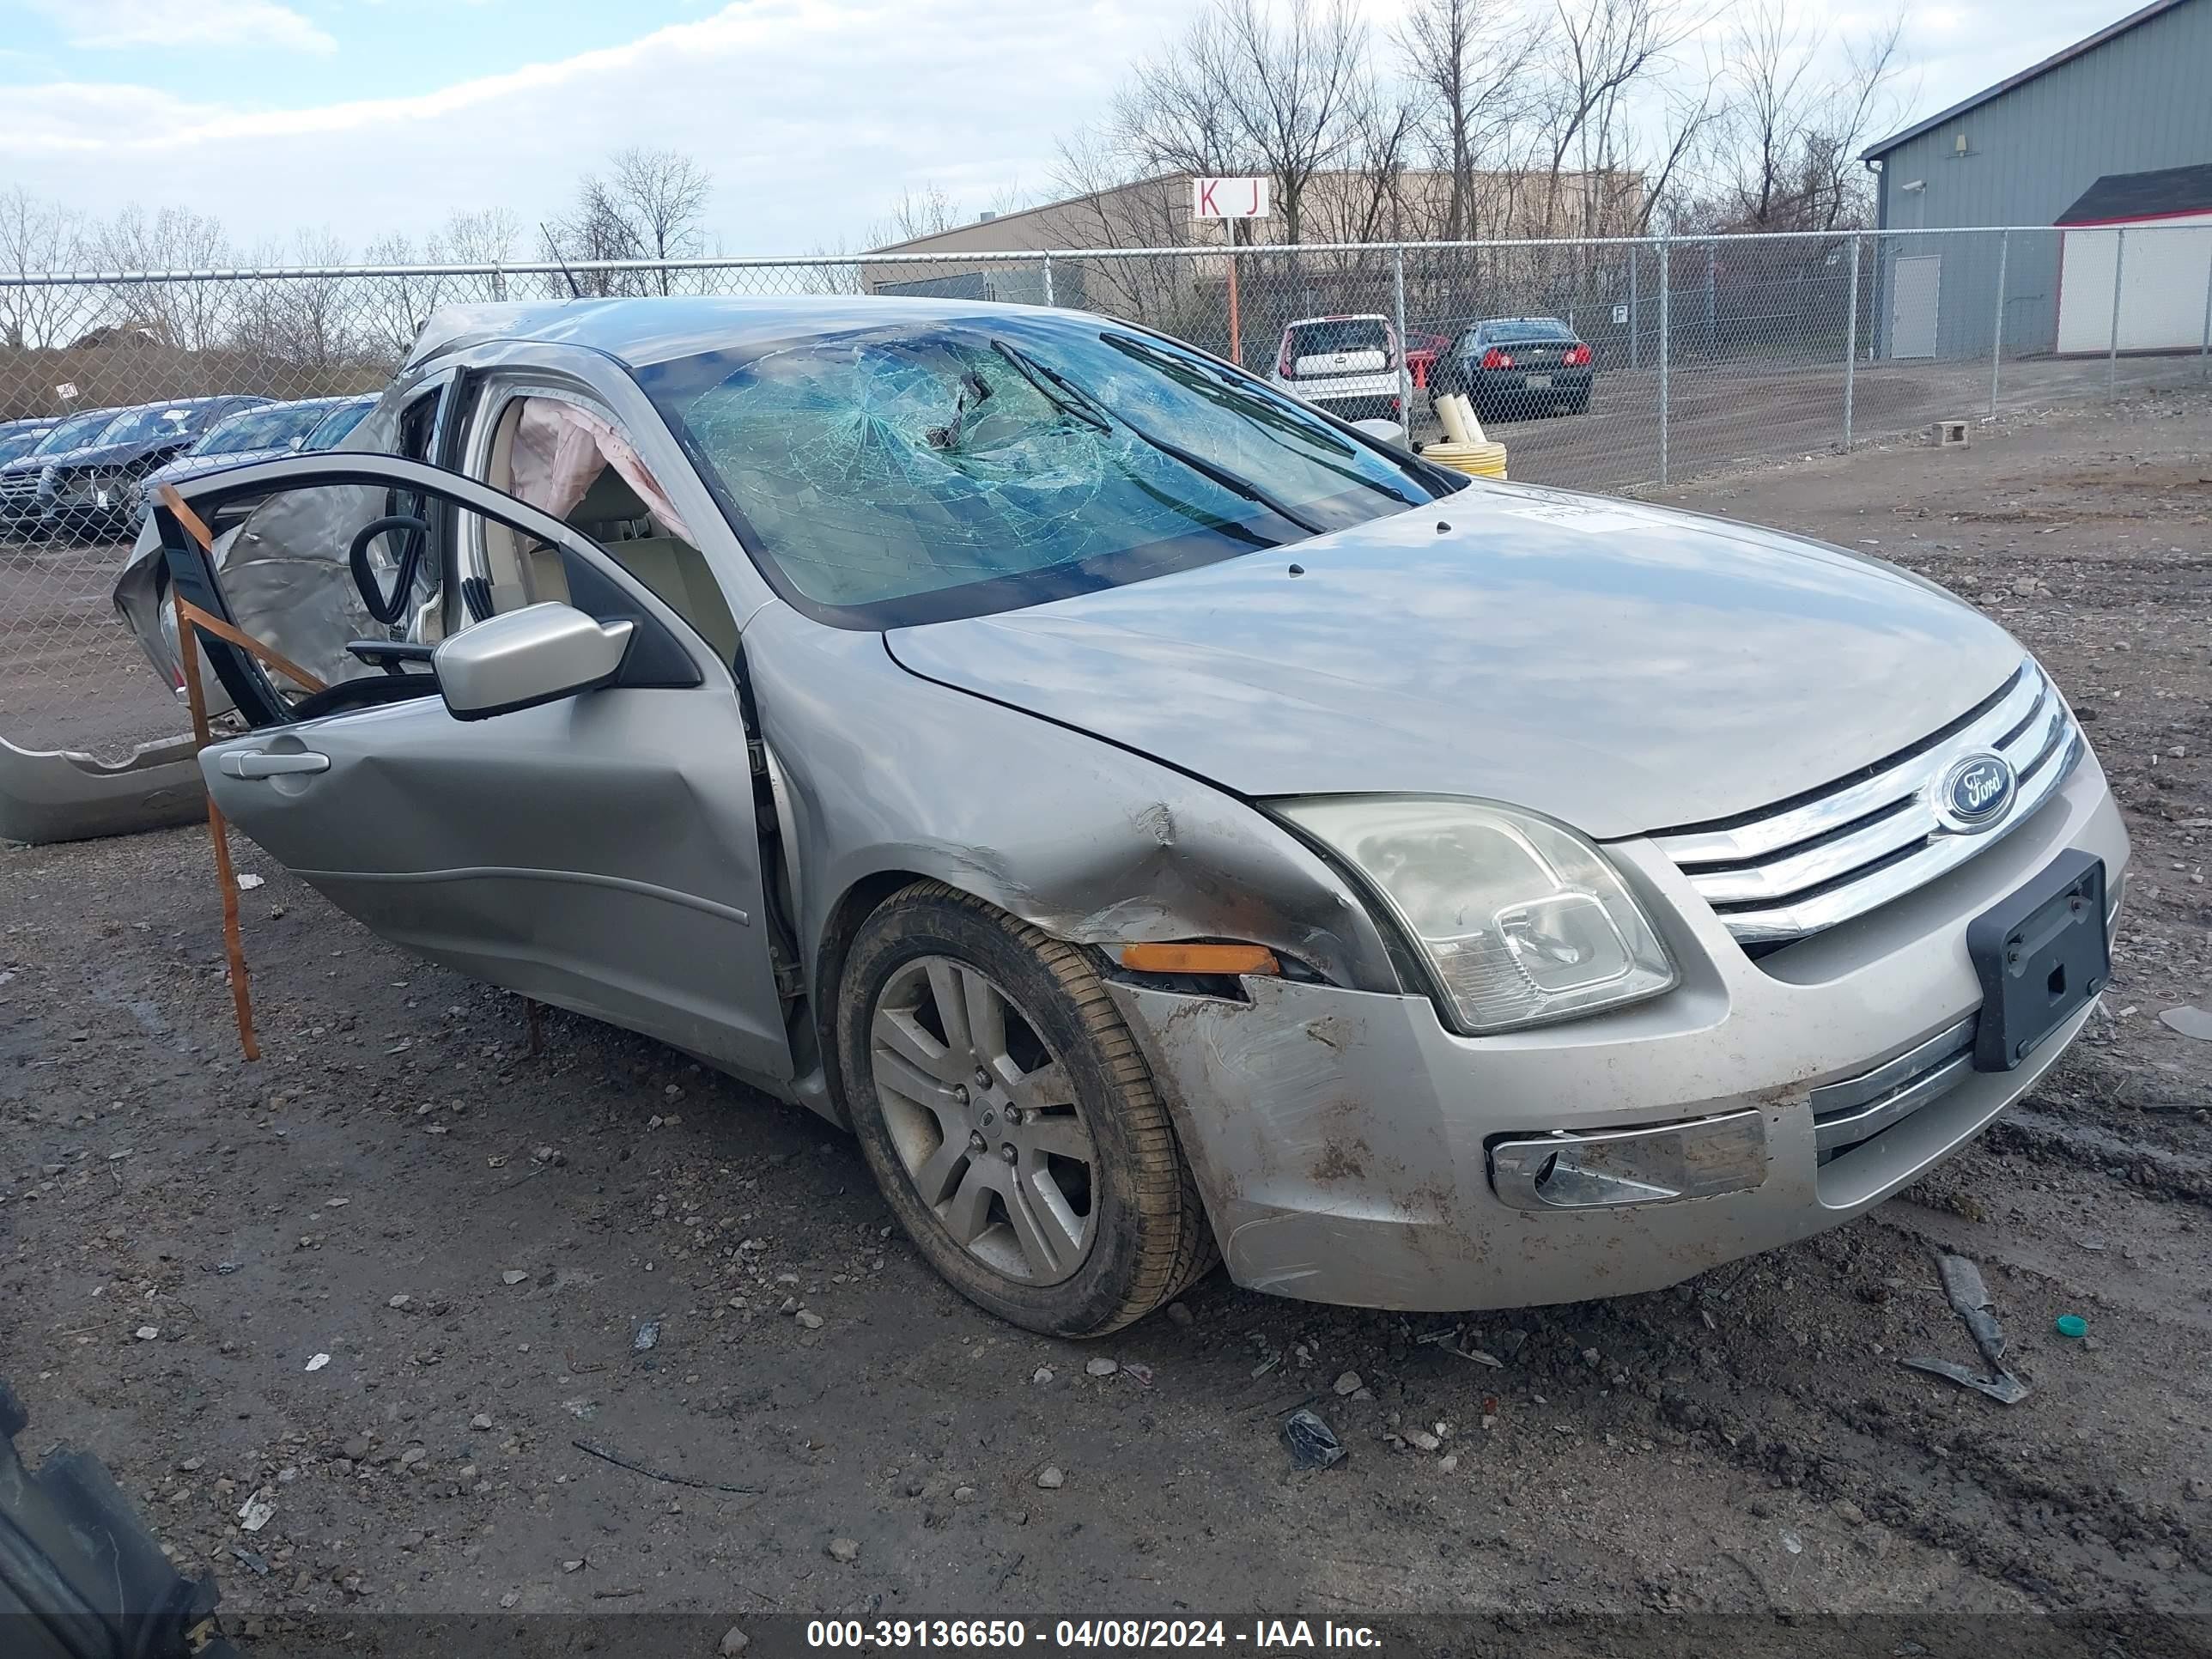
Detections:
[153, 453, 709, 735]
[453, 375, 747, 659]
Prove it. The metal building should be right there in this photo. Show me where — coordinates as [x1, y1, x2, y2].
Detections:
[1859, 0, 2212, 357]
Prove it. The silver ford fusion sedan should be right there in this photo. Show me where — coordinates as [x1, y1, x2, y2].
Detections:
[113, 297, 2129, 1336]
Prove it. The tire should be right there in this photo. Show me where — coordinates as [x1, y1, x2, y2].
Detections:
[835, 880, 1213, 1336]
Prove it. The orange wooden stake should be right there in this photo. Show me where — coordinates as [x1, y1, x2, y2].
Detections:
[175, 582, 258, 1062]
[158, 481, 284, 1062]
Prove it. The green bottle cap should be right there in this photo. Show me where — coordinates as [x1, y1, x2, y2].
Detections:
[2055, 1314, 2088, 1339]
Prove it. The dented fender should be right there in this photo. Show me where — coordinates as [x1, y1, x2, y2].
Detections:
[738, 605, 1405, 997]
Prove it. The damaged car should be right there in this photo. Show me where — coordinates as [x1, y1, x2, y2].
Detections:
[114, 296, 2128, 1336]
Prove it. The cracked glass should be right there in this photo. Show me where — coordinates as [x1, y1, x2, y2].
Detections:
[641, 317, 1436, 627]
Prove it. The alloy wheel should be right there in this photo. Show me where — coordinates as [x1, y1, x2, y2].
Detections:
[869, 955, 1098, 1285]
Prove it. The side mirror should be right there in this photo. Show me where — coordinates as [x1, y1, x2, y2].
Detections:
[1351, 416, 1407, 447]
[432, 603, 633, 722]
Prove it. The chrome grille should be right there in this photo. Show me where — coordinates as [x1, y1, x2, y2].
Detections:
[1653, 659, 2083, 945]
[1809, 1017, 1974, 1153]
[0, 471, 41, 507]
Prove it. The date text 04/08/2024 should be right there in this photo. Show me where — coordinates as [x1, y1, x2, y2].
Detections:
[804, 1620, 1383, 1650]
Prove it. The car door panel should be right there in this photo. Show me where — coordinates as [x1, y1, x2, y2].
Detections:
[161, 453, 791, 1086]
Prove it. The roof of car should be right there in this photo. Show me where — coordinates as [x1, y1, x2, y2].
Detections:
[409, 294, 1119, 372]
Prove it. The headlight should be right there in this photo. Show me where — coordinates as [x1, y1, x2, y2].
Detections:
[1273, 796, 1677, 1034]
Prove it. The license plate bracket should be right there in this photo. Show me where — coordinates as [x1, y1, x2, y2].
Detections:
[1525, 374, 1553, 389]
[1966, 849, 2108, 1072]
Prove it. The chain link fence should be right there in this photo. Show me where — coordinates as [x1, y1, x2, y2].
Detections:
[1, 225, 2209, 777]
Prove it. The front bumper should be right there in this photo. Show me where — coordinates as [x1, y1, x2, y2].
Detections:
[1108, 752, 2129, 1311]
[40, 496, 129, 540]
[1274, 373, 1402, 420]
[1474, 367, 1592, 401]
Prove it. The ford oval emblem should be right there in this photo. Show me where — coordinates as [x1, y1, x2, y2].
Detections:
[1941, 753, 2015, 830]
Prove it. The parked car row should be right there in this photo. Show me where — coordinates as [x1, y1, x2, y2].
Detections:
[0, 393, 376, 545]
[1265, 313, 1598, 428]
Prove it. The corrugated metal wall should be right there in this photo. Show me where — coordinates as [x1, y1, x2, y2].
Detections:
[1871, 0, 2212, 356]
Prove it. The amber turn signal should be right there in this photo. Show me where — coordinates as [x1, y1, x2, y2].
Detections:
[1119, 942, 1281, 975]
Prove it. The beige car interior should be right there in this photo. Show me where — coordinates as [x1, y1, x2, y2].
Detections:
[474, 395, 739, 664]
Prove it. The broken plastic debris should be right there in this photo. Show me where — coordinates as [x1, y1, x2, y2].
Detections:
[237, 1491, 275, 1533]
[633, 1321, 660, 1353]
[133, 1326, 159, 1341]
[1280, 1408, 1346, 1471]
[2055, 1314, 2088, 1339]
[1900, 1250, 2030, 1404]
[305, 1353, 331, 1372]
[2157, 1006, 2212, 1040]
[1781, 1529, 1804, 1555]
[235, 873, 264, 890]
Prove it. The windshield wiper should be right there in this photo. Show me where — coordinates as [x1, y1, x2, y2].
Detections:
[989, 340, 1109, 432]
[992, 338, 1324, 535]
[1103, 334, 1423, 510]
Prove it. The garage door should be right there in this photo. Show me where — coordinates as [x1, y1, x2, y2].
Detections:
[1890, 255, 1940, 358]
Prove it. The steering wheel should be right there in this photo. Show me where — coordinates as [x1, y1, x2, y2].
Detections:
[349, 514, 429, 626]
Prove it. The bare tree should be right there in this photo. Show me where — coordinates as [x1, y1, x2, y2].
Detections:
[358, 232, 451, 364]
[1540, 0, 1717, 234]
[0, 187, 88, 353]
[1698, 3, 1905, 232]
[89, 205, 236, 354]
[1392, 0, 1546, 240]
[611, 146, 713, 293]
[442, 207, 524, 300]
[232, 228, 358, 384]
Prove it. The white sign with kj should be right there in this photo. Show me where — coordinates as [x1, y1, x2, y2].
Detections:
[1192, 177, 1270, 219]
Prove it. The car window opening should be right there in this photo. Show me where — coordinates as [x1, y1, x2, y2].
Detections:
[485, 396, 738, 663]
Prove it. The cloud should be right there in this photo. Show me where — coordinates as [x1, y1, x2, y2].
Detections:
[0, 0, 2131, 261]
[27, 0, 337, 54]
[0, 0, 1154, 252]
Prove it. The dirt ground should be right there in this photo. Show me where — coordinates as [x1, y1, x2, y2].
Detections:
[4, 385, 2212, 1653]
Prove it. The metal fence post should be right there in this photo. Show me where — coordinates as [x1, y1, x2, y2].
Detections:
[1042, 252, 1055, 308]
[1843, 234, 1860, 449]
[1989, 229, 2008, 418]
[2108, 228, 2126, 397]
[1705, 240, 1717, 360]
[1657, 237, 1670, 486]
[2199, 240, 2210, 383]
[1628, 248, 1640, 370]
[1391, 244, 1410, 422]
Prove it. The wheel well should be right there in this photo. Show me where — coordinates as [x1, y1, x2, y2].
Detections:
[811, 869, 931, 1119]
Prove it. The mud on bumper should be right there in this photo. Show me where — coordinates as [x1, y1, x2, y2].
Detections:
[1106, 757, 2129, 1313]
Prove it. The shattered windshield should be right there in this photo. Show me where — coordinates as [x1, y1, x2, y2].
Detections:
[640, 317, 1436, 627]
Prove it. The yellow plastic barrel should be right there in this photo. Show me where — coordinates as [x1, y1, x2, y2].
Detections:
[1420, 440, 1510, 479]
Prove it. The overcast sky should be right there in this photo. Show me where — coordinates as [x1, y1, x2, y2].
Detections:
[0, 0, 2155, 262]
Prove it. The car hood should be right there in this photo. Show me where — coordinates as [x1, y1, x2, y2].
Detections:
[884, 482, 2025, 839]
[1, 446, 94, 477]
[56, 436, 190, 471]
[144, 447, 288, 486]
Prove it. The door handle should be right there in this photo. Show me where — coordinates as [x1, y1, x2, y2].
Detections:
[219, 750, 331, 780]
